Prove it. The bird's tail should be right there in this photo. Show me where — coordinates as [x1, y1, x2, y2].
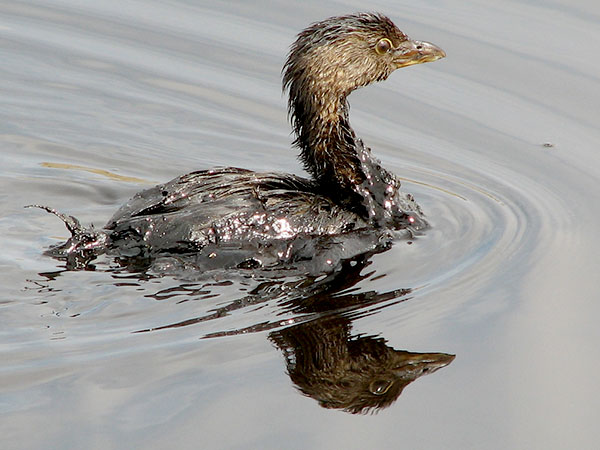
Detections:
[27, 205, 108, 268]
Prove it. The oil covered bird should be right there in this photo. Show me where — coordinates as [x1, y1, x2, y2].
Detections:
[33, 13, 445, 271]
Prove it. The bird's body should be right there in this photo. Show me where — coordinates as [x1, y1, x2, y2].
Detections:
[36, 13, 445, 271]
[106, 168, 365, 255]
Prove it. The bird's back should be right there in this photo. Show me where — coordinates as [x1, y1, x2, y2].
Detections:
[105, 168, 371, 265]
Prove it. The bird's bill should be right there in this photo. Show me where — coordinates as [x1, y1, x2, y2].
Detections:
[393, 39, 446, 68]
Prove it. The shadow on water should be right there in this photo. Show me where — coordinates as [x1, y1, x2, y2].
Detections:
[37, 250, 455, 414]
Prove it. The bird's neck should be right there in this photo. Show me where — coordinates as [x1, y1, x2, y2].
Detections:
[292, 89, 421, 230]
[295, 94, 366, 198]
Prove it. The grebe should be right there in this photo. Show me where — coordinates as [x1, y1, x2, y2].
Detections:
[35, 13, 445, 270]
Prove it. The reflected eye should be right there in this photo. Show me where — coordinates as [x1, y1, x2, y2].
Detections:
[369, 379, 393, 395]
[375, 38, 393, 55]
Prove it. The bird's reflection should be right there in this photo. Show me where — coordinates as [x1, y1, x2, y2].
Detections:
[36, 251, 454, 414]
[130, 254, 456, 413]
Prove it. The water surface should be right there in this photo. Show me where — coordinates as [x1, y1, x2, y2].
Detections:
[1, 1, 599, 449]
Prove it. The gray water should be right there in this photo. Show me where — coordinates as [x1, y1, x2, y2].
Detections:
[1, 1, 599, 449]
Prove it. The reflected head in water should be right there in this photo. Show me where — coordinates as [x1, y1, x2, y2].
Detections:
[270, 315, 455, 414]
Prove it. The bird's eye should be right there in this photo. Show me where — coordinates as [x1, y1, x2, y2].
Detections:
[369, 379, 393, 395]
[375, 38, 393, 55]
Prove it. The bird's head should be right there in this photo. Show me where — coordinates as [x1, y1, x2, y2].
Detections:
[283, 13, 446, 98]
